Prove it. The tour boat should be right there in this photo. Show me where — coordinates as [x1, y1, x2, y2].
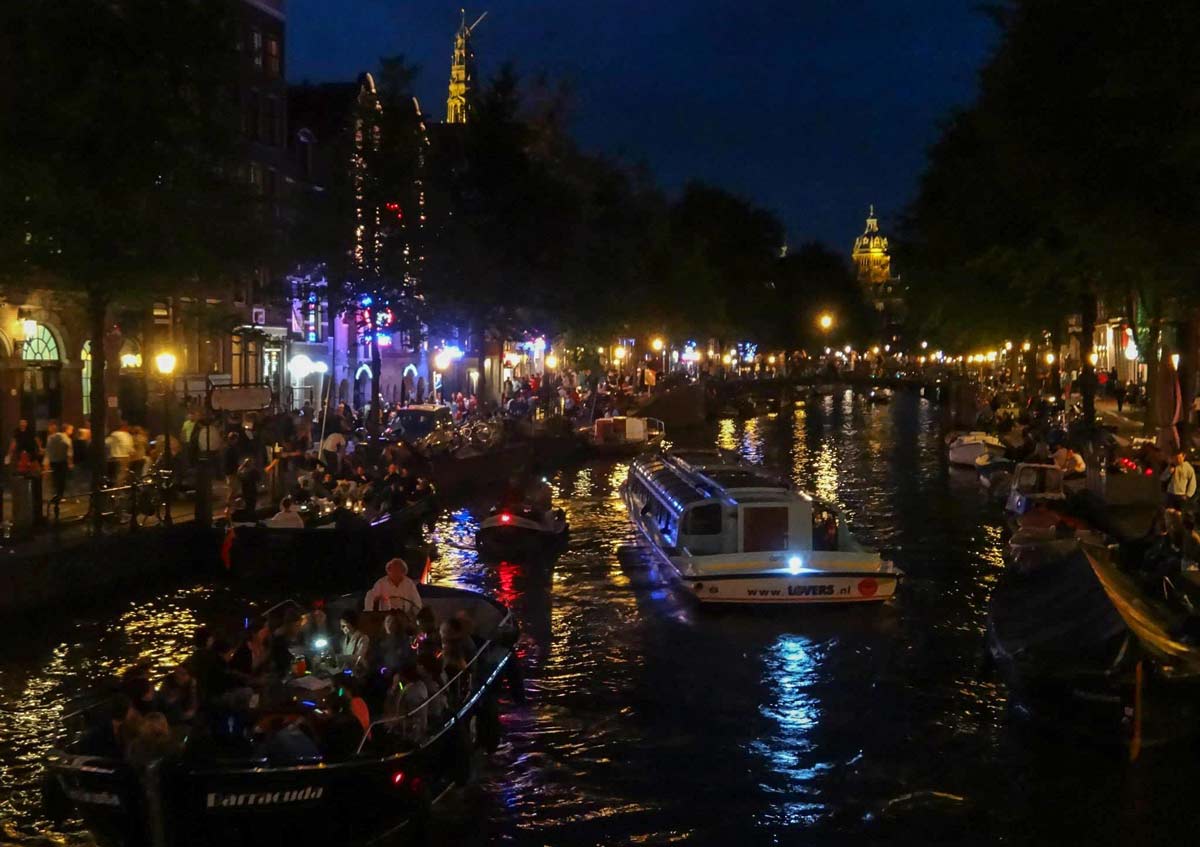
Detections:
[43, 584, 517, 847]
[947, 431, 1007, 467]
[1004, 462, 1067, 514]
[622, 450, 901, 605]
[475, 505, 569, 562]
[580, 415, 665, 457]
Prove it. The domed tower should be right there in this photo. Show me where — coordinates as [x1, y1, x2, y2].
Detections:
[851, 204, 892, 289]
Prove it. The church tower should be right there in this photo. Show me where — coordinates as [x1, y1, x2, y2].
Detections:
[446, 9, 486, 124]
[851, 204, 892, 288]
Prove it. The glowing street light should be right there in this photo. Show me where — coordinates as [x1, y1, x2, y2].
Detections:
[1022, 341, 1032, 352]
[651, 338, 664, 352]
[613, 346, 626, 361]
[155, 350, 178, 525]
[433, 350, 452, 371]
[1045, 352, 1056, 366]
[155, 351, 176, 376]
[818, 312, 834, 332]
[545, 353, 559, 370]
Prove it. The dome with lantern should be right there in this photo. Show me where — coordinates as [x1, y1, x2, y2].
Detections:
[851, 204, 892, 288]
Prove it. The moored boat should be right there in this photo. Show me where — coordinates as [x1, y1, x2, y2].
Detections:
[622, 450, 901, 605]
[475, 504, 569, 562]
[44, 583, 517, 847]
[947, 431, 1006, 467]
[580, 415, 665, 457]
[1004, 462, 1067, 514]
[975, 453, 1014, 491]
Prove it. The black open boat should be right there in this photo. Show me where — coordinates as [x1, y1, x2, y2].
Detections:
[44, 583, 516, 846]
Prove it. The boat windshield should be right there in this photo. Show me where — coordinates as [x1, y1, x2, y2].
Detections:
[1016, 465, 1062, 495]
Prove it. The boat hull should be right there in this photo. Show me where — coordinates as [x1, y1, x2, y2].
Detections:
[476, 524, 568, 562]
[677, 569, 899, 605]
[949, 440, 1006, 467]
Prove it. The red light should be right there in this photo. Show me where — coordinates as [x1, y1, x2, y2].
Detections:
[500, 513, 512, 524]
[1145, 468, 1154, 476]
[392, 771, 406, 786]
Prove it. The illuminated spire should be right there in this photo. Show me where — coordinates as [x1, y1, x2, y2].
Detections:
[446, 9, 486, 124]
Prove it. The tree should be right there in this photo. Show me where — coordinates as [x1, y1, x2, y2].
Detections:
[0, 0, 263, 514]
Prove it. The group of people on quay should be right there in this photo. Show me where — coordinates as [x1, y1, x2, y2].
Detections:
[81, 557, 482, 767]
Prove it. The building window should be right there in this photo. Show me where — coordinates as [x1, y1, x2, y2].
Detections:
[251, 28, 263, 71]
[81, 341, 91, 416]
[265, 35, 281, 79]
[22, 324, 60, 361]
[245, 89, 259, 139]
[264, 96, 278, 146]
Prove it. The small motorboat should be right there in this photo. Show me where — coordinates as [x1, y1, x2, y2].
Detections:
[975, 453, 1015, 491]
[476, 504, 569, 562]
[1005, 462, 1067, 514]
[947, 431, 1006, 467]
[580, 415, 665, 457]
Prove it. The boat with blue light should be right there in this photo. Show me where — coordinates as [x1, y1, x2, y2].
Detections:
[623, 449, 901, 605]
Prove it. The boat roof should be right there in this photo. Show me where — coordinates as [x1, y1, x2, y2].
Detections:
[634, 451, 807, 508]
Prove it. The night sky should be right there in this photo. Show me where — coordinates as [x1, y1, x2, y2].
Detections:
[288, 0, 997, 249]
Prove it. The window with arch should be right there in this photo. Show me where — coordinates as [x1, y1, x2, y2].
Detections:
[22, 325, 60, 361]
[81, 341, 92, 416]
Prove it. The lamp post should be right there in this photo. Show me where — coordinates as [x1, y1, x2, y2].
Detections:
[651, 337, 665, 374]
[155, 351, 176, 525]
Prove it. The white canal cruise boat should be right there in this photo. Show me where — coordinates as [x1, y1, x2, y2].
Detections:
[623, 450, 901, 605]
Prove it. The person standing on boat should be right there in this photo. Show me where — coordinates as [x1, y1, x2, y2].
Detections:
[1163, 451, 1196, 511]
[364, 558, 423, 614]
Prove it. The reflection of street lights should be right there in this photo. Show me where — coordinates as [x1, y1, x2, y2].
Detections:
[155, 351, 177, 525]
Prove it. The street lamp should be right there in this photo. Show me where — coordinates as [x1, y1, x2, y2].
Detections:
[651, 338, 664, 352]
[545, 353, 559, 371]
[155, 351, 177, 525]
[1045, 352, 1056, 366]
[818, 312, 834, 332]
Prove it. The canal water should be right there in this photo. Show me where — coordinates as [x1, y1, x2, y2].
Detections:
[1, 389, 1195, 845]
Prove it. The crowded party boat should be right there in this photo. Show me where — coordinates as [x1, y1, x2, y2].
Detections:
[44, 578, 517, 847]
[623, 449, 901, 605]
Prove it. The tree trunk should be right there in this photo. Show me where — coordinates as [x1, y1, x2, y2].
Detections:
[1080, 290, 1097, 433]
[1145, 315, 1162, 435]
[87, 288, 109, 533]
[370, 333, 383, 431]
[1178, 311, 1198, 450]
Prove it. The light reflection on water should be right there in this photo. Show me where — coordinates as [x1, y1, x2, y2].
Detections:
[2, 394, 1196, 845]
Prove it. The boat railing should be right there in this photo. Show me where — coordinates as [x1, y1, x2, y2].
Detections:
[356, 610, 513, 754]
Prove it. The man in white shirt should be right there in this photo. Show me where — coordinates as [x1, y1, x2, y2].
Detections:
[320, 430, 346, 475]
[264, 496, 305, 529]
[1163, 451, 1197, 511]
[364, 558, 423, 614]
[1052, 445, 1086, 477]
[106, 425, 134, 485]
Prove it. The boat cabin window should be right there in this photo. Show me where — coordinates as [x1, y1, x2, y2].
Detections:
[741, 505, 790, 552]
[682, 503, 722, 535]
[1016, 466, 1061, 495]
[812, 509, 839, 551]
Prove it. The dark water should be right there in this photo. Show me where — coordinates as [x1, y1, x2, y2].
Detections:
[1, 390, 1195, 845]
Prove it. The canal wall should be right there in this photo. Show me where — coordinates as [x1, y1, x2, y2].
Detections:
[0, 435, 584, 621]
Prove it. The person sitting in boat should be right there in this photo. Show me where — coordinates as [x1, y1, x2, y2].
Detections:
[125, 712, 178, 769]
[155, 664, 198, 725]
[230, 619, 272, 680]
[80, 694, 137, 759]
[376, 611, 415, 674]
[323, 684, 367, 761]
[365, 558, 423, 615]
[1052, 445, 1086, 477]
[264, 495, 305, 529]
[332, 494, 368, 531]
[336, 610, 372, 676]
[384, 661, 430, 740]
[413, 605, 441, 658]
[813, 510, 839, 551]
[268, 610, 305, 677]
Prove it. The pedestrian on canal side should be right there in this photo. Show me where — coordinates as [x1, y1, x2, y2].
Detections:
[1163, 451, 1197, 512]
[44, 420, 72, 502]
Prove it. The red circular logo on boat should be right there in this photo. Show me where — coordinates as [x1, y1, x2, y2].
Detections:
[858, 578, 878, 597]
